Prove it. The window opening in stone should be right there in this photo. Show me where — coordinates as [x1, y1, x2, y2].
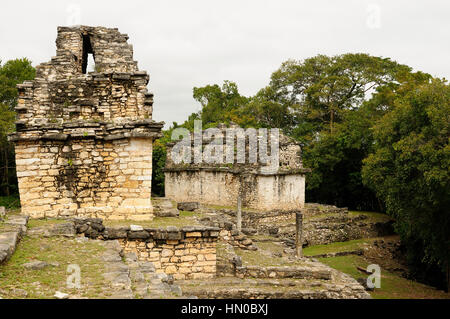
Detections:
[87, 53, 95, 73]
[81, 34, 94, 74]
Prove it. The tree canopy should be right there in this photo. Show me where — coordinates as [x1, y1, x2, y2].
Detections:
[362, 78, 450, 289]
[0, 58, 35, 197]
[152, 53, 449, 289]
[0, 58, 36, 110]
[255, 53, 411, 143]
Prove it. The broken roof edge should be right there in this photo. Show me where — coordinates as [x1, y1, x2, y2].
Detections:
[163, 166, 311, 175]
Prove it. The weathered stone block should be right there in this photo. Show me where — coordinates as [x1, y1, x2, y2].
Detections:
[185, 232, 202, 238]
[181, 255, 196, 262]
[191, 273, 214, 280]
[161, 249, 174, 257]
[177, 202, 199, 211]
[128, 230, 150, 240]
[165, 265, 177, 274]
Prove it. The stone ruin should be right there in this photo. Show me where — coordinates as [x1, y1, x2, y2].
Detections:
[9, 26, 163, 220]
[0, 26, 377, 300]
[164, 124, 310, 211]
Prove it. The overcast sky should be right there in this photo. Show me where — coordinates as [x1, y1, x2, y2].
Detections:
[1, 0, 449, 127]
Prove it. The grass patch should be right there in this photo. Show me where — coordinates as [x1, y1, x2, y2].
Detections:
[348, 211, 393, 223]
[5, 208, 21, 215]
[0, 220, 12, 232]
[0, 196, 21, 210]
[255, 241, 285, 255]
[235, 244, 304, 267]
[303, 238, 373, 256]
[0, 213, 26, 232]
[319, 255, 449, 299]
[177, 210, 196, 217]
[0, 223, 17, 232]
[235, 248, 281, 267]
[304, 212, 341, 221]
[0, 236, 107, 299]
[28, 218, 69, 229]
[305, 211, 392, 223]
[104, 211, 204, 228]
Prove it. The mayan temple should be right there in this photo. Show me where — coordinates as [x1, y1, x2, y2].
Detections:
[8, 26, 163, 220]
[164, 124, 309, 211]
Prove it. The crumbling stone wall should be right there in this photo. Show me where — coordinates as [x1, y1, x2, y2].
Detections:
[28, 218, 219, 281]
[120, 228, 218, 280]
[199, 204, 394, 247]
[165, 171, 305, 211]
[9, 26, 163, 220]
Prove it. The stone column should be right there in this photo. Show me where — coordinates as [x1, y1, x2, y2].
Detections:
[295, 210, 303, 258]
[236, 195, 242, 232]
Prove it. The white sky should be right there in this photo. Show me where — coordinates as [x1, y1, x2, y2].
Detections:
[1, 0, 449, 127]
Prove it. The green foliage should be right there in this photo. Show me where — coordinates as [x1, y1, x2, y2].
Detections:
[0, 236, 106, 298]
[151, 136, 168, 196]
[192, 80, 255, 128]
[0, 104, 15, 142]
[151, 128, 178, 197]
[319, 254, 449, 299]
[362, 79, 450, 289]
[0, 58, 36, 143]
[151, 54, 448, 289]
[259, 53, 410, 142]
[153, 54, 416, 212]
[303, 105, 381, 210]
[244, 85, 293, 129]
[0, 195, 20, 209]
[0, 58, 36, 110]
[151, 80, 255, 195]
[266, 53, 413, 210]
[0, 58, 35, 196]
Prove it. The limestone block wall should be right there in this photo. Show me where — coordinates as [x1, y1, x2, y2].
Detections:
[39, 26, 138, 78]
[15, 72, 153, 127]
[15, 138, 153, 220]
[165, 170, 239, 207]
[119, 229, 218, 280]
[165, 170, 305, 211]
[10, 26, 163, 220]
[255, 174, 305, 210]
[71, 219, 219, 280]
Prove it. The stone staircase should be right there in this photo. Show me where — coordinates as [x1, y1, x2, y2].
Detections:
[100, 240, 182, 299]
[178, 276, 370, 299]
[212, 239, 371, 299]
